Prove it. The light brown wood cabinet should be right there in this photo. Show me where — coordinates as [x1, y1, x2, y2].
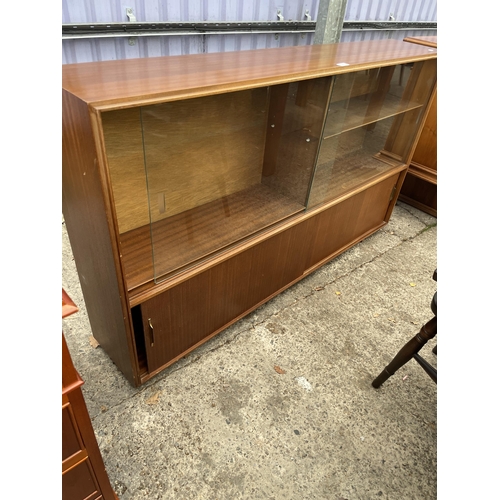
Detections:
[62, 40, 437, 387]
[62, 290, 118, 499]
[398, 36, 438, 216]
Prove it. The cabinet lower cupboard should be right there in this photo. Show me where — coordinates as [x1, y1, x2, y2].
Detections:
[62, 39, 437, 386]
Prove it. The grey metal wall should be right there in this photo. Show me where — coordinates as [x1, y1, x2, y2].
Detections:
[341, 0, 436, 42]
[62, 0, 436, 64]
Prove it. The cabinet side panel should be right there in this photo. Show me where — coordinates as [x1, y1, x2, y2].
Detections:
[410, 91, 437, 171]
[399, 174, 437, 216]
[62, 90, 138, 386]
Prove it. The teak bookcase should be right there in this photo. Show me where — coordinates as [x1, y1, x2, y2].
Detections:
[62, 40, 437, 387]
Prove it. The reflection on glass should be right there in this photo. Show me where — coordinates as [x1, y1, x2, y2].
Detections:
[102, 60, 435, 288]
[308, 61, 436, 208]
[138, 79, 332, 283]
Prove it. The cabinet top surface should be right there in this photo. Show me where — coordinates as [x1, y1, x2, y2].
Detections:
[62, 39, 437, 110]
[403, 36, 437, 48]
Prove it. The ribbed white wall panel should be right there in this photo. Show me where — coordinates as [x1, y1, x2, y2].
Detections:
[62, 0, 320, 23]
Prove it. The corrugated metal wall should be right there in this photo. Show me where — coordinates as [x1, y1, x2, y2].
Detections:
[62, 0, 437, 64]
[341, 0, 436, 42]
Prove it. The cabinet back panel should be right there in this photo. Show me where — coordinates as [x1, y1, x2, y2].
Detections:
[103, 88, 269, 235]
[142, 88, 268, 221]
[102, 108, 150, 234]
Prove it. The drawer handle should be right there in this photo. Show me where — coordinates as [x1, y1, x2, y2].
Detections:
[148, 318, 154, 347]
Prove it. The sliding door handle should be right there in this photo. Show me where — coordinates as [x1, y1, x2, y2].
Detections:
[148, 318, 155, 347]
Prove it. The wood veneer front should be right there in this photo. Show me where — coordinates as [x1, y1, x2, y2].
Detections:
[137, 173, 400, 380]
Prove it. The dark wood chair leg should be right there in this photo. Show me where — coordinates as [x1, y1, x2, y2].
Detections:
[372, 316, 437, 388]
[432, 345, 437, 355]
[413, 353, 437, 383]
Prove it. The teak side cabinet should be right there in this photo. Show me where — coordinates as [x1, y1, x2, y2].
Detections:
[63, 290, 118, 499]
[62, 40, 437, 387]
[398, 36, 438, 216]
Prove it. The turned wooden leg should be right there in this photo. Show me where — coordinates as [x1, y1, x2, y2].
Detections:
[372, 316, 437, 388]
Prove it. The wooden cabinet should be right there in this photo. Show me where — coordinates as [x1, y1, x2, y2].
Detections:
[62, 40, 437, 387]
[62, 290, 118, 500]
[398, 36, 438, 216]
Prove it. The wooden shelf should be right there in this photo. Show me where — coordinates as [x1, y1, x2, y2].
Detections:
[323, 93, 424, 139]
[309, 149, 403, 207]
[120, 183, 305, 290]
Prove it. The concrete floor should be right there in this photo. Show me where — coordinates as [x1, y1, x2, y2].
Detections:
[62, 200, 437, 500]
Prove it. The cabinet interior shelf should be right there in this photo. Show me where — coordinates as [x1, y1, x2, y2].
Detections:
[309, 148, 403, 208]
[323, 94, 424, 139]
[120, 183, 305, 291]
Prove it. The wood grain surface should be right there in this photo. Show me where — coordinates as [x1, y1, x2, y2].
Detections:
[62, 39, 437, 110]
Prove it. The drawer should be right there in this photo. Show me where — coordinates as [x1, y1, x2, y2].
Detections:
[62, 400, 83, 463]
[62, 456, 101, 500]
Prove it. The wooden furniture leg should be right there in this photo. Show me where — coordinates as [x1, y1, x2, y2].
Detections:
[372, 311, 437, 388]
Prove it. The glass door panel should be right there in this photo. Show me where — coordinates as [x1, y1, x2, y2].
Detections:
[308, 60, 437, 208]
[140, 78, 332, 283]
